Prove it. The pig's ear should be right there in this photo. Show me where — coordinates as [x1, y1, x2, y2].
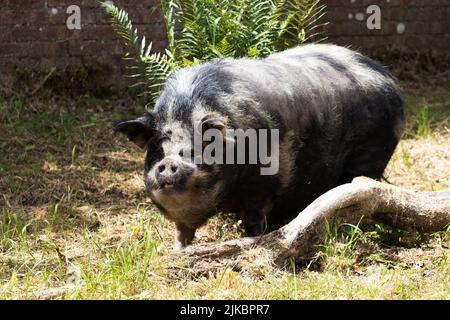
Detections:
[200, 115, 227, 133]
[199, 115, 235, 144]
[113, 116, 154, 149]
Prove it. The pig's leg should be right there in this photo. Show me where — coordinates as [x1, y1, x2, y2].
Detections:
[173, 222, 196, 251]
[242, 203, 272, 237]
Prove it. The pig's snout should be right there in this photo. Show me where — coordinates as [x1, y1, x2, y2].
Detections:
[155, 157, 193, 188]
[157, 159, 179, 178]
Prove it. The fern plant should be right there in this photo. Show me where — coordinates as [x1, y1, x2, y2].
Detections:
[103, 0, 326, 105]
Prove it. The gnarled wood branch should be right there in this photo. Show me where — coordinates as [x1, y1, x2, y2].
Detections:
[175, 177, 450, 272]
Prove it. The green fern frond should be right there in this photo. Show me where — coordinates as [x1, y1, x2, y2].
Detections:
[273, 0, 327, 48]
[102, 3, 145, 65]
[105, 0, 327, 102]
[210, 37, 235, 57]
[160, 0, 179, 52]
[143, 51, 173, 102]
[103, 2, 173, 104]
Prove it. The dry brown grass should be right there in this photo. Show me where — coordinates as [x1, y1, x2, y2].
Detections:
[386, 131, 450, 191]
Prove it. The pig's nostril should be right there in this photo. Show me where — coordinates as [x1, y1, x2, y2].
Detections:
[156, 160, 181, 182]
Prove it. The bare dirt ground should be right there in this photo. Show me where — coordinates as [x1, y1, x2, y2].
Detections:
[386, 131, 450, 190]
[0, 81, 449, 299]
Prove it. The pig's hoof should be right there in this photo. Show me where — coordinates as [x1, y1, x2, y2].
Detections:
[172, 242, 186, 251]
[244, 223, 264, 237]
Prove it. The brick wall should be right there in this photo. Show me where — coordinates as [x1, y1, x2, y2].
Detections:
[322, 0, 450, 52]
[0, 0, 448, 94]
[0, 0, 168, 94]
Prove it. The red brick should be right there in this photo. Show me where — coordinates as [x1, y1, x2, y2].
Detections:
[7, 0, 46, 8]
[0, 8, 48, 26]
[68, 39, 125, 56]
[325, 8, 351, 23]
[383, 7, 406, 21]
[433, 34, 450, 49]
[404, 7, 436, 21]
[46, 0, 82, 6]
[0, 41, 63, 57]
[81, 25, 119, 40]
[404, 22, 427, 34]
[11, 25, 72, 42]
[429, 22, 445, 34]
[0, 27, 12, 42]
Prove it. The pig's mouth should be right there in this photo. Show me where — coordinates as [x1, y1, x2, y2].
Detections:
[157, 176, 188, 191]
[160, 181, 178, 190]
[160, 181, 173, 188]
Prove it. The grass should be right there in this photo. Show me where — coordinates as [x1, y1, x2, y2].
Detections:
[402, 84, 450, 138]
[0, 81, 449, 299]
[416, 106, 432, 137]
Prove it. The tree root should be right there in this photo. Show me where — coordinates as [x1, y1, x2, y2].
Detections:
[173, 177, 450, 273]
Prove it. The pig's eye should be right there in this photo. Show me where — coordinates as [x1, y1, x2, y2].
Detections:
[179, 150, 183, 157]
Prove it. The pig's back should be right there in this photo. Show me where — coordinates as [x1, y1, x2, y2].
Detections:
[222, 44, 404, 227]
[223, 44, 402, 136]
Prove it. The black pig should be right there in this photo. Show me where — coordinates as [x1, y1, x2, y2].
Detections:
[114, 44, 404, 250]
